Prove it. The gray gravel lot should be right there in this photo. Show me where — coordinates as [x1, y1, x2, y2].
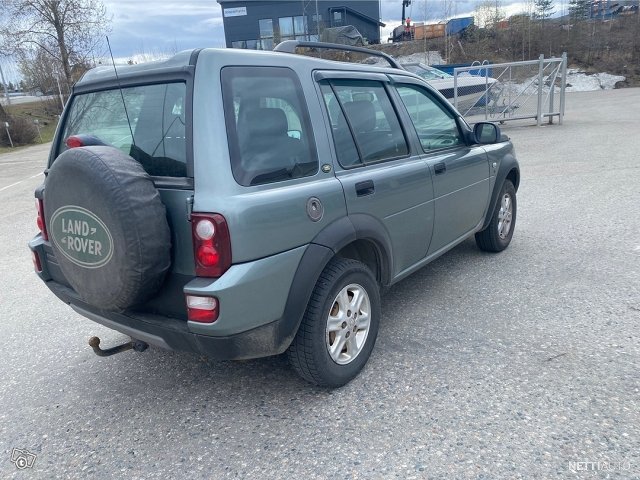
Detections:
[0, 89, 638, 479]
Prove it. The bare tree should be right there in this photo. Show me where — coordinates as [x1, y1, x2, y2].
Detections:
[0, 0, 110, 89]
[18, 45, 64, 94]
[475, 0, 505, 29]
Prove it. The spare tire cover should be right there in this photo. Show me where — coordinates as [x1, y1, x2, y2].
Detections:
[45, 146, 171, 311]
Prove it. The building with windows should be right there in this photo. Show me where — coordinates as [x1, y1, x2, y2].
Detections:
[588, 0, 638, 19]
[217, 1, 383, 49]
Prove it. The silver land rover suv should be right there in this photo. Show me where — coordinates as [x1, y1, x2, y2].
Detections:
[29, 42, 520, 387]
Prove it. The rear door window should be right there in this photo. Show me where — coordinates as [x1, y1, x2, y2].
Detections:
[320, 80, 409, 167]
[58, 82, 187, 177]
[221, 66, 318, 186]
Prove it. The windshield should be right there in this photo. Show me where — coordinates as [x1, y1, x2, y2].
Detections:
[402, 64, 452, 80]
[58, 82, 187, 177]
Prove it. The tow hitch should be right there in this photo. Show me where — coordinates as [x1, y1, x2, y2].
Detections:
[88, 336, 149, 357]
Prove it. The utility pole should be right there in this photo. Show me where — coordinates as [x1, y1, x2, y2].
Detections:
[301, 0, 308, 39]
[316, 0, 320, 39]
[0, 62, 12, 106]
[301, 0, 321, 40]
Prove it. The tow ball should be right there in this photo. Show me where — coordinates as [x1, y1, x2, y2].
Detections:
[88, 336, 149, 357]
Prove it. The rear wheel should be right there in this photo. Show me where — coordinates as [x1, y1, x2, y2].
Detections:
[475, 179, 516, 252]
[287, 258, 380, 387]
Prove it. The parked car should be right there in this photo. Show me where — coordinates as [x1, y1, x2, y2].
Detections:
[401, 62, 498, 111]
[29, 42, 519, 387]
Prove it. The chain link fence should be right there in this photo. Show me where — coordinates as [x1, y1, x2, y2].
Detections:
[452, 54, 568, 126]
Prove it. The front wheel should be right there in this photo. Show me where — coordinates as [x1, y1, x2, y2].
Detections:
[287, 258, 381, 387]
[475, 179, 517, 252]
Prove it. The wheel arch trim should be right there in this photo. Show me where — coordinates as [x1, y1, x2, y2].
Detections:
[275, 215, 394, 353]
[482, 155, 520, 231]
[310, 214, 393, 286]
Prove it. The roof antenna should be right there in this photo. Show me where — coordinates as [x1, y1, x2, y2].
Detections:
[106, 36, 136, 148]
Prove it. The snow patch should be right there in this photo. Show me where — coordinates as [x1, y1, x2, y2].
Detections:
[501, 68, 625, 96]
[396, 51, 445, 66]
[364, 51, 444, 66]
[565, 69, 625, 91]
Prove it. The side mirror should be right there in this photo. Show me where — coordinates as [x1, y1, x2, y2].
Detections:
[473, 122, 500, 144]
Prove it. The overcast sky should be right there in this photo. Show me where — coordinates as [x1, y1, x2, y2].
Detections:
[101, 0, 563, 60]
[2, 0, 570, 84]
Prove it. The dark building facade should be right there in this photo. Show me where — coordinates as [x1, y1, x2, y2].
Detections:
[217, 0, 383, 49]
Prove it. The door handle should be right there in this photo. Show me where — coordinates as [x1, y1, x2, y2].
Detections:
[355, 180, 375, 197]
[434, 162, 447, 175]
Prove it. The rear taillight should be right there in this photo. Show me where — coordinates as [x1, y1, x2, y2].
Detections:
[32, 251, 42, 273]
[191, 213, 231, 277]
[186, 294, 219, 322]
[36, 198, 48, 240]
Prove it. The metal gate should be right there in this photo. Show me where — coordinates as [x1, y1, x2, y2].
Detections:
[452, 53, 568, 126]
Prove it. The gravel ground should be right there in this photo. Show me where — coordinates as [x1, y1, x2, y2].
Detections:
[0, 89, 638, 479]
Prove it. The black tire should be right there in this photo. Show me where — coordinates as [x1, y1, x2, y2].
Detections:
[475, 179, 517, 252]
[287, 257, 381, 387]
[44, 146, 171, 311]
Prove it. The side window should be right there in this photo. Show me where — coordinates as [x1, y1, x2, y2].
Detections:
[321, 80, 409, 166]
[221, 67, 318, 186]
[396, 85, 464, 152]
[320, 84, 360, 168]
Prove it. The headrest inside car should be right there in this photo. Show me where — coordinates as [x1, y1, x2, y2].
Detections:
[343, 100, 376, 133]
[245, 108, 288, 136]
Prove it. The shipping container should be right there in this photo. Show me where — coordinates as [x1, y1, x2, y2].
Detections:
[413, 23, 446, 40]
[446, 16, 473, 35]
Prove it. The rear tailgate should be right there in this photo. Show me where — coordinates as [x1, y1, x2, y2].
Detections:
[34, 75, 196, 319]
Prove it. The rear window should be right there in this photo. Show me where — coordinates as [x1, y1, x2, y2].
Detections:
[57, 82, 187, 177]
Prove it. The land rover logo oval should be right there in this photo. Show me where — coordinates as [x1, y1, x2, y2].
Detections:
[50, 206, 114, 268]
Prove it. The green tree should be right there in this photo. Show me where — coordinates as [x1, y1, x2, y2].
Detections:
[534, 0, 556, 27]
[568, 0, 590, 21]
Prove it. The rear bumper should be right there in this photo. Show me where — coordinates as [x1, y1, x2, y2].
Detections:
[39, 275, 296, 360]
[29, 235, 325, 360]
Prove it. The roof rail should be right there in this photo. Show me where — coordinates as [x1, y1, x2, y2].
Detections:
[274, 40, 404, 70]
